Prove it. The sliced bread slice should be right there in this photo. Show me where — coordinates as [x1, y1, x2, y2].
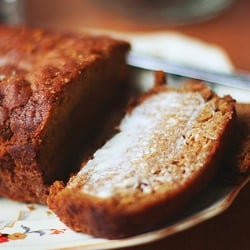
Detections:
[48, 79, 236, 239]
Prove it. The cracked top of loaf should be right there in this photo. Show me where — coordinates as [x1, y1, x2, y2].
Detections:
[0, 25, 130, 146]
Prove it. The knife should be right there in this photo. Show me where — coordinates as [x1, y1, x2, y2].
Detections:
[127, 51, 250, 92]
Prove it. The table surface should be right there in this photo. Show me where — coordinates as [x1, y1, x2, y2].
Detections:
[24, 1, 250, 249]
[26, 0, 250, 73]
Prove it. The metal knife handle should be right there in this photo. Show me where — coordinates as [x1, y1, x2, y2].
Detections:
[127, 51, 250, 92]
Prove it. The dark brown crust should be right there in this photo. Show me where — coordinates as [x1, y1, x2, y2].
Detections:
[0, 25, 130, 203]
[226, 103, 250, 175]
[127, 79, 215, 115]
[48, 82, 236, 239]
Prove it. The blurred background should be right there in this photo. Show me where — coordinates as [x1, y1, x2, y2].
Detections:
[2, 0, 250, 72]
[22, 0, 234, 29]
[0, 1, 249, 250]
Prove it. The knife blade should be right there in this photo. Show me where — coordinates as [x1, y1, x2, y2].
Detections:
[127, 51, 250, 92]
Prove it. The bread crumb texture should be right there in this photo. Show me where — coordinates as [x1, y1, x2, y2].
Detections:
[70, 90, 234, 199]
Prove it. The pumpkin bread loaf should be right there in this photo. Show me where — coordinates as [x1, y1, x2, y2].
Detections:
[0, 25, 130, 203]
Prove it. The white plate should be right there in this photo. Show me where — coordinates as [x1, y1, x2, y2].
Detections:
[0, 176, 248, 250]
[0, 32, 250, 250]
[0, 65, 249, 250]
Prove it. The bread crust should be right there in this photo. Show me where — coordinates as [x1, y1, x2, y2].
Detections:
[48, 82, 236, 239]
[0, 25, 130, 203]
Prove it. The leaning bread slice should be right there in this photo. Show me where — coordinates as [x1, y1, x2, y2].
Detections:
[48, 80, 236, 239]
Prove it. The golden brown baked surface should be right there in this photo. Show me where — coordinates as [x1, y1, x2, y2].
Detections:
[48, 81, 236, 239]
[0, 25, 130, 203]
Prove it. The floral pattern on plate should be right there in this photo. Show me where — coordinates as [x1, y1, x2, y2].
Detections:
[0, 176, 248, 250]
